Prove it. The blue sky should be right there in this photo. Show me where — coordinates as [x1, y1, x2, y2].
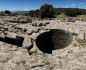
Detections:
[0, 0, 86, 11]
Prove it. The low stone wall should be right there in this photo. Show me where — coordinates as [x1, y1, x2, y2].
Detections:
[0, 29, 73, 54]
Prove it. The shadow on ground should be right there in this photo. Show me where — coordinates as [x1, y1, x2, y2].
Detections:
[0, 36, 24, 47]
[36, 29, 73, 54]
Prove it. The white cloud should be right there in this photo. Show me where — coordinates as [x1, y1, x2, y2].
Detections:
[79, 3, 86, 5]
[62, 3, 76, 8]
[63, 3, 86, 8]
[71, 4, 77, 6]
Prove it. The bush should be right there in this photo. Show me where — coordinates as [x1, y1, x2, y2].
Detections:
[28, 10, 35, 17]
[40, 4, 55, 18]
[4, 10, 11, 15]
[64, 8, 85, 17]
[65, 8, 77, 17]
[28, 9, 40, 17]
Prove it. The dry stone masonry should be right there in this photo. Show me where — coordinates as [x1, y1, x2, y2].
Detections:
[0, 16, 85, 70]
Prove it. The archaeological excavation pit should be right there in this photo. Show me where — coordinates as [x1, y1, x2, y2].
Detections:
[36, 29, 73, 54]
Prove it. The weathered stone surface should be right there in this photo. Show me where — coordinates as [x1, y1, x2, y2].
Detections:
[2, 61, 17, 70]
[6, 32, 16, 38]
[0, 16, 85, 70]
[50, 29, 73, 49]
[22, 35, 32, 49]
[0, 52, 8, 62]
[0, 33, 5, 38]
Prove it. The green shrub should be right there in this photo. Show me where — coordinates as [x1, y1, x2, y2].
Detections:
[39, 4, 55, 18]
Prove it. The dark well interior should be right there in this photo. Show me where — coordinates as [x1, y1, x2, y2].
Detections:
[36, 29, 73, 54]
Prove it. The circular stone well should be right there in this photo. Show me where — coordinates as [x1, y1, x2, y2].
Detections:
[36, 29, 73, 54]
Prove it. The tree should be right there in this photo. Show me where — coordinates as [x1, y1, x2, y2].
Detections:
[4, 10, 11, 15]
[0, 11, 4, 16]
[28, 10, 35, 17]
[40, 4, 55, 18]
[64, 8, 84, 17]
[34, 9, 40, 17]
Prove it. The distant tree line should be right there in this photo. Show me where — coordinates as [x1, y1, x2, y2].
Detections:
[28, 4, 86, 18]
[0, 4, 86, 18]
[0, 10, 11, 16]
[55, 8, 86, 17]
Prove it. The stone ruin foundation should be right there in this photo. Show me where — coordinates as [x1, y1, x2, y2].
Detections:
[0, 29, 73, 54]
